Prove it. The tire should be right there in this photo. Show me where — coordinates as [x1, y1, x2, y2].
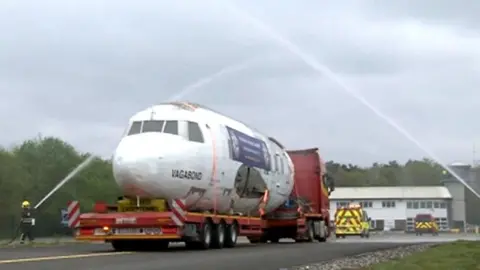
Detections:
[211, 222, 225, 249]
[317, 221, 328, 242]
[224, 222, 238, 248]
[198, 221, 213, 249]
[306, 221, 314, 242]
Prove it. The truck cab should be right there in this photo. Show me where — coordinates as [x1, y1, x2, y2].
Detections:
[335, 203, 370, 238]
[414, 213, 439, 236]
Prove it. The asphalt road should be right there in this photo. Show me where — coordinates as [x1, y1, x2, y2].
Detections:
[0, 238, 411, 270]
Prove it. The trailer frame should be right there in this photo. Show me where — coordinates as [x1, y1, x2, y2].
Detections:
[74, 198, 330, 251]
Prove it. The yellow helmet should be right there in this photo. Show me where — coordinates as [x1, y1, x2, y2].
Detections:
[22, 201, 30, 208]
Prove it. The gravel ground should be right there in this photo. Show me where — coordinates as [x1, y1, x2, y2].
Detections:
[289, 243, 438, 270]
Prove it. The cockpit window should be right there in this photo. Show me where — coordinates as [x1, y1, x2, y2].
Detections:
[128, 121, 142, 135]
[187, 121, 204, 143]
[142, 120, 164, 132]
[163, 120, 178, 135]
[126, 120, 180, 137]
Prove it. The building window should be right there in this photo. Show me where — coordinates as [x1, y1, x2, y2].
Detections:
[407, 201, 412, 208]
[440, 202, 446, 208]
[426, 201, 433, 209]
[336, 202, 349, 208]
[420, 201, 426, 208]
[413, 201, 419, 209]
[359, 201, 372, 208]
[434, 201, 440, 208]
[382, 201, 396, 208]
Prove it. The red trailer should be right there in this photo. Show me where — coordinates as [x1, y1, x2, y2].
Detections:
[74, 148, 334, 251]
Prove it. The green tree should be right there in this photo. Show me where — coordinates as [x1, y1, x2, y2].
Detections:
[326, 158, 445, 187]
[0, 135, 474, 238]
[0, 136, 118, 238]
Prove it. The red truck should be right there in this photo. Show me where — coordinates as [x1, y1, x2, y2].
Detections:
[74, 147, 334, 250]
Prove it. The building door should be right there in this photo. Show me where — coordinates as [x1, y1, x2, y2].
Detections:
[372, 219, 384, 231]
[406, 218, 414, 232]
[394, 220, 406, 231]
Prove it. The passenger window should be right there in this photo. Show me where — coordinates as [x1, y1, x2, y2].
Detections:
[127, 121, 142, 135]
[163, 121, 178, 135]
[187, 121, 204, 143]
[142, 120, 164, 133]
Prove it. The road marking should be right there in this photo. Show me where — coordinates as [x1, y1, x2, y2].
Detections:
[0, 251, 134, 264]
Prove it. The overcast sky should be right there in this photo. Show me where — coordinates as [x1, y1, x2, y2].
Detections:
[1, 0, 479, 166]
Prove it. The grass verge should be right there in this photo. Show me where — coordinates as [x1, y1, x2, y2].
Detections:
[365, 240, 480, 270]
[0, 236, 78, 248]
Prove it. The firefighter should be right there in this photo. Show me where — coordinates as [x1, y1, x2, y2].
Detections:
[20, 200, 35, 244]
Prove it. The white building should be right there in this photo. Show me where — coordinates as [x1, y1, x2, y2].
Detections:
[329, 186, 452, 231]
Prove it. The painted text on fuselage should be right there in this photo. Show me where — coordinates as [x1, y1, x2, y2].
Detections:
[172, 169, 203, 180]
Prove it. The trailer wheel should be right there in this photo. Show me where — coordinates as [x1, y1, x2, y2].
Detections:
[211, 222, 225, 249]
[198, 221, 213, 249]
[317, 221, 328, 242]
[224, 221, 239, 248]
[306, 221, 314, 242]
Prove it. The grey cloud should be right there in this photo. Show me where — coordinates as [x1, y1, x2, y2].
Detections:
[362, 0, 480, 29]
[1, 0, 479, 166]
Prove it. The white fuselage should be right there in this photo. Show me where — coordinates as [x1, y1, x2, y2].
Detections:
[112, 102, 294, 215]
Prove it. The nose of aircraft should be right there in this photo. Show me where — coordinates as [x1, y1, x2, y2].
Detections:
[112, 133, 180, 195]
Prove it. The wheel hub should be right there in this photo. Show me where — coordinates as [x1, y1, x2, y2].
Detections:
[231, 225, 237, 242]
[204, 225, 211, 244]
[219, 225, 225, 243]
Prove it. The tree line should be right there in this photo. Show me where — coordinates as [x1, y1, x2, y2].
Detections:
[0, 136, 120, 238]
[327, 159, 448, 187]
[0, 136, 477, 238]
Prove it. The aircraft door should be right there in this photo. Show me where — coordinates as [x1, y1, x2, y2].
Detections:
[208, 124, 229, 183]
[275, 153, 291, 196]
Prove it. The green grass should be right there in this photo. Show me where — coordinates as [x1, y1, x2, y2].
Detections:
[365, 240, 480, 270]
[0, 235, 78, 248]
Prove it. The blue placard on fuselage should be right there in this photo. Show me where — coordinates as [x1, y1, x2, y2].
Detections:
[226, 126, 272, 171]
